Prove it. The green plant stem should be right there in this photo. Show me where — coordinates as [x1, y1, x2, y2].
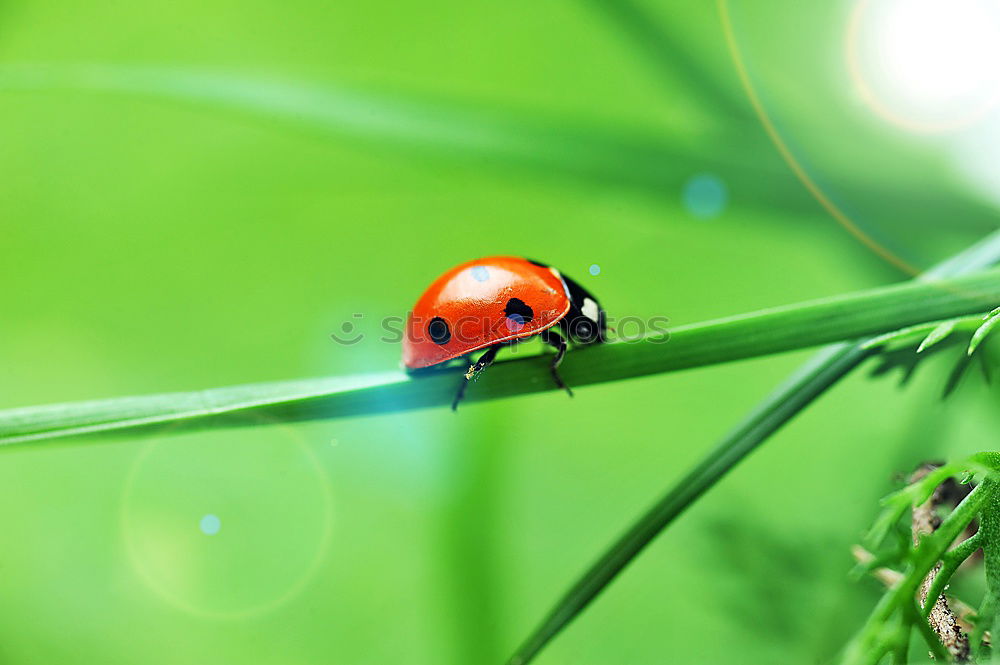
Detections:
[891, 629, 908, 665]
[922, 531, 983, 618]
[890, 621, 910, 665]
[5, 265, 1000, 447]
[974, 596, 995, 661]
[979, 476, 1000, 663]
[908, 600, 951, 662]
[507, 230, 1000, 665]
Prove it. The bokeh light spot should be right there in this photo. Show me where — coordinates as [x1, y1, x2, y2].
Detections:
[506, 313, 525, 332]
[589, 264, 601, 276]
[199, 514, 221, 536]
[682, 174, 728, 219]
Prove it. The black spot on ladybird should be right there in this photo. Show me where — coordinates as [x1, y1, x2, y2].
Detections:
[428, 317, 451, 345]
[504, 298, 534, 324]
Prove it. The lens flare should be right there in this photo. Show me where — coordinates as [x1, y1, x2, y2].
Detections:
[847, 0, 1000, 133]
[121, 421, 334, 619]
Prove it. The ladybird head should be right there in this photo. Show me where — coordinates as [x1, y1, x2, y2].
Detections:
[558, 273, 606, 345]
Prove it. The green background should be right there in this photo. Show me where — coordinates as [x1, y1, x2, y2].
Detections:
[2, 1, 997, 663]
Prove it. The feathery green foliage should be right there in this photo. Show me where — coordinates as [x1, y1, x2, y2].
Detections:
[844, 454, 1000, 664]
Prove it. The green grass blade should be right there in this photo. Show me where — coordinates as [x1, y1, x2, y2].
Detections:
[582, 0, 745, 118]
[0, 64, 993, 235]
[4, 262, 1000, 446]
[0, 63, 726, 194]
[506, 229, 1000, 665]
[508, 343, 865, 665]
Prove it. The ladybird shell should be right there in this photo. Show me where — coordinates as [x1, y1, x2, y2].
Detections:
[402, 256, 571, 369]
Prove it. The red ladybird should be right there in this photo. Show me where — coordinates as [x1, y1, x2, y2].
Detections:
[403, 256, 606, 409]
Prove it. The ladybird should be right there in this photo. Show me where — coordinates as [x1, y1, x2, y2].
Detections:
[403, 256, 606, 409]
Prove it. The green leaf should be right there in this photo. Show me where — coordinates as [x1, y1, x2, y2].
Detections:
[861, 320, 948, 351]
[969, 310, 1000, 355]
[918, 319, 959, 353]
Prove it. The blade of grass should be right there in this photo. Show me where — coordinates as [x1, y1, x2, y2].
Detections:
[0, 63, 745, 192]
[0, 64, 993, 235]
[506, 229, 1000, 665]
[509, 343, 866, 665]
[581, 0, 745, 119]
[3, 262, 1000, 446]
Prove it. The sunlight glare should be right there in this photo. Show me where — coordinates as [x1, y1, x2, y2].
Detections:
[848, 0, 1000, 132]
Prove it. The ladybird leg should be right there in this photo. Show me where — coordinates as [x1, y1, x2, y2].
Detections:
[452, 345, 501, 411]
[540, 329, 573, 398]
[464, 347, 499, 380]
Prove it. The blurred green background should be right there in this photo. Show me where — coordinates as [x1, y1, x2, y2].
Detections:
[4, 0, 1000, 663]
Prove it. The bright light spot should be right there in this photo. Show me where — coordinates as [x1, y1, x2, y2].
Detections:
[588, 264, 601, 276]
[848, 0, 1000, 132]
[951, 119, 1000, 206]
[199, 514, 221, 536]
[682, 174, 728, 219]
